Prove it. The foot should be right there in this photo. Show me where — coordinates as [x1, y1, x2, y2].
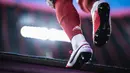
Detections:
[91, 1, 112, 47]
[66, 44, 93, 68]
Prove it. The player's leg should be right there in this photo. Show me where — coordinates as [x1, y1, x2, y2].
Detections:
[46, 0, 93, 68]
[78, 0, 112, 46]
[77, 0, 96, 13]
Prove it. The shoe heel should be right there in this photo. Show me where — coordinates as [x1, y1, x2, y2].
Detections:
[73, 52, 92, 68]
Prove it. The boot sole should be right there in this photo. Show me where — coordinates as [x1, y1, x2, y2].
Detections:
[94, 2, 111, 47]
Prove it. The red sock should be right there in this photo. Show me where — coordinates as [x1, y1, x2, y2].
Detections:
[55, 0, 82, 40]
[78, 0, 97, 13]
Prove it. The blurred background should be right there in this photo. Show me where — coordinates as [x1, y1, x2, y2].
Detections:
[0, 0, 130, 68]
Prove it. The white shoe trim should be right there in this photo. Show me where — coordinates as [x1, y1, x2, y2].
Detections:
[66, 44, 93, 67]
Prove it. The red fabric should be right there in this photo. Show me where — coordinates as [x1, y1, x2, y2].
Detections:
[78, 0, 96, 13]
[94, 10, 100, 33]
[54, 0, 97, 40]
[55, 0, 82, 40]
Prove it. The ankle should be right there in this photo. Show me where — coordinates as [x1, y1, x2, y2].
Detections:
[71, 34, 89, 50]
